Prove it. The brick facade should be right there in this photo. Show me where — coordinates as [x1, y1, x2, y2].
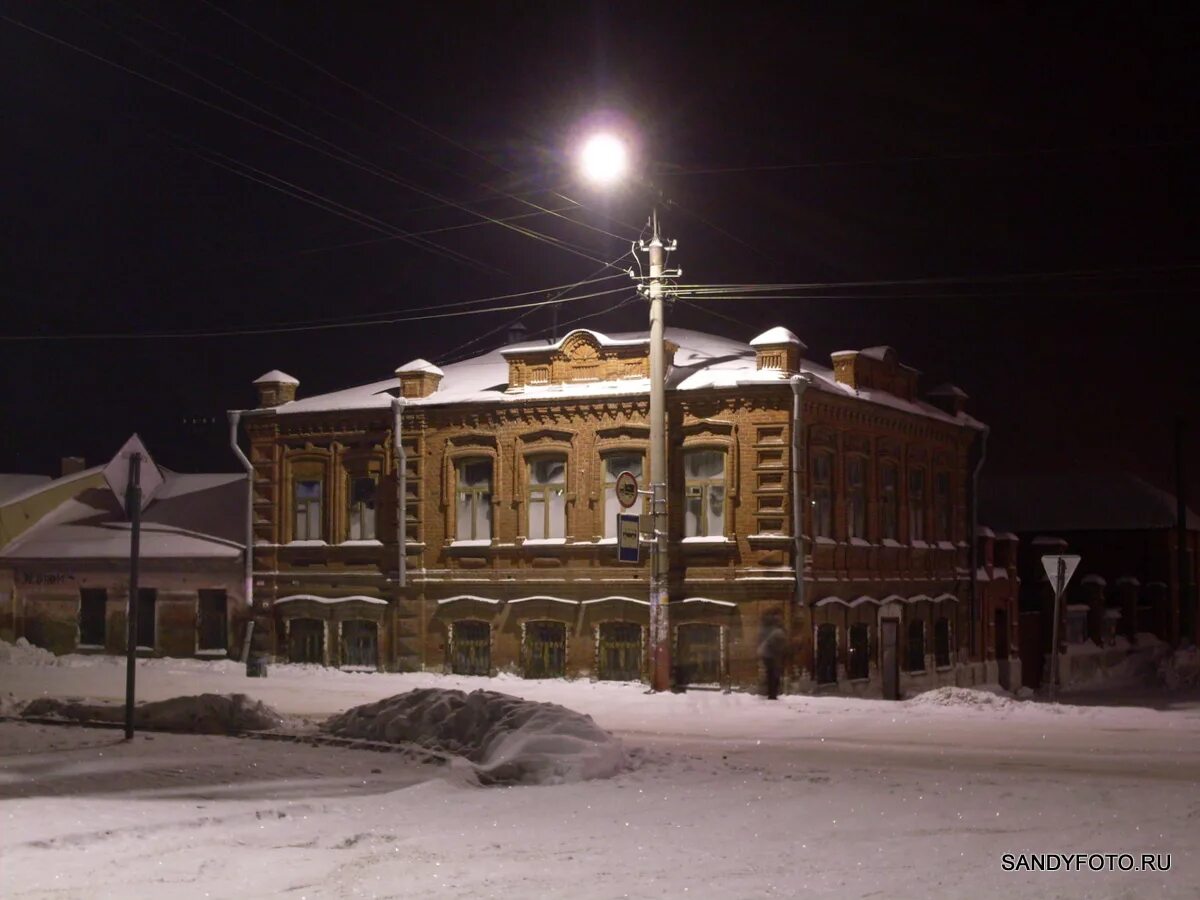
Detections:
[241, 326, 1019, 695]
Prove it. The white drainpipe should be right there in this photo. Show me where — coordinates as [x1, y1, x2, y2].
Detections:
[227, 411, 254, 611]
[392, 397, 408, 588]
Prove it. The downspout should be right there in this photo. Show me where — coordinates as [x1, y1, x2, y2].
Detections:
[790, 375, 810, 611]
[227, 411, 254, 613]
[392, 398, 408, 589]
[970, 425, 990, 664]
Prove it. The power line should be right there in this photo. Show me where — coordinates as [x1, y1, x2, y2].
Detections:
[674, 138, 1200, 176]
[0, 286, 635, 342]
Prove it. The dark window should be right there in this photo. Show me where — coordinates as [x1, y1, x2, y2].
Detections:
[288, 618, 325, 664]
[811, 453, 833, 539]
[450, 620, 491, 676]
[906, 619, 925, 672]
[197, 589, 227, 652]
[935, 617, 951, 668]
[598, 622, 643, 681]
[908, 469, 926, 542]
[880, 463, 898, 540]
[341, 620, 378, 668]
[79, 589, 107, 646]
[677, 623, 722, 684]
[846, 457, 866, 540]
[815, 623, 838, 684]
[523, 620, 566, 678]
[934, 471, 951, 541]
[348, 476, 377, 540]
[848, 623, 869, 680]
[136, 588, 157, 649]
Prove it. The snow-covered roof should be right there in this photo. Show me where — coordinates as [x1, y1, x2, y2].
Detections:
[254, 369, 299, 385]
[0, 474, 53, 505]
[396, 358, 444, 376]
[928, 383, 968, 399]
[500, 328, 649, 356]
[249, 327, 983, 431]
[276, 594, 387, 606]
[749, 326, 802, 346]
[1, 468, 246, 561]
[0, 465, 104, 508]
[981, 473, 1200, 533]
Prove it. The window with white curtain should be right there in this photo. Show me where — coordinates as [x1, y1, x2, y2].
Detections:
[347, 476, 377, 540]
[684, 449, 726, 537]
[456, 458, 493, 541]
[294, 479, 322, 541]
[603, 452, 643, 539]
[527, 455, 567, 539]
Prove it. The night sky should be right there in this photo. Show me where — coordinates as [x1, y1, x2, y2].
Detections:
[2, 2, 1197, 505]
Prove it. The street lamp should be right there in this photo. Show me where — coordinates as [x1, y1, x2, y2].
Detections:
[579, 131, 675, 692]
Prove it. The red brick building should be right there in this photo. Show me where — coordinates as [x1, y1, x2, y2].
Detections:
[236, 326, 1019, 694]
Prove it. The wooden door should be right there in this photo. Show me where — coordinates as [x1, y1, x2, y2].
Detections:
[880, 618, 899, 700]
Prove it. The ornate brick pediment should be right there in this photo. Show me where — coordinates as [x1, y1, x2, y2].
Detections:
[502, 329, 668, 391]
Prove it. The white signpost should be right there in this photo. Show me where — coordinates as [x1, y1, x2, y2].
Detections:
[1041, 553, 1081, 700]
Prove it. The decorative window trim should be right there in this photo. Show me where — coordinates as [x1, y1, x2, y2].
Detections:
[445, 450, 498, 545]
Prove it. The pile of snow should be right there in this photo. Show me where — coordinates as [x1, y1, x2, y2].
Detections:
[22, 693, 284, 734]
[1160, 645, 1200, 689]
[0, 637, 61, 666]
[904, 685, 1020, 711]
[0, 693, 25, 716]
[324, 688, 626, 785]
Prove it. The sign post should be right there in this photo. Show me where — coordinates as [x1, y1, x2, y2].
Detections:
[123, 453, 142, 740]
[1041, 553, 1081, 701]
[615, 471, 641, 565]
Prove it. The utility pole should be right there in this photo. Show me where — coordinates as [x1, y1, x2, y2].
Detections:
[123, 452, 142, 740]
[1176, 418, 1192, 645]
[639, 209, 678, 692]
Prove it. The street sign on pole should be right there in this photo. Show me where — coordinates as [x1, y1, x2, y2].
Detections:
[1041, 553, 1081, 701]
[617, 513, 640, 563]
[123, 452, 143, 740]
[615, 470, 639, 509]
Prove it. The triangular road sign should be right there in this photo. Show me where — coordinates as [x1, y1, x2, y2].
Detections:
[1041, 554, 1081, 594]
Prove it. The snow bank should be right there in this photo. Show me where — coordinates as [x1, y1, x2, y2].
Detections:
[0, 637, 61, 666]
[904, 685, 1020, 711]
[1161, 645, 1200, 689]
[323, 688, 626, 785]
[21, 693, 284, 734]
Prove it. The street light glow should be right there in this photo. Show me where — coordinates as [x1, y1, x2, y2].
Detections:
[579, 133, 628, 185]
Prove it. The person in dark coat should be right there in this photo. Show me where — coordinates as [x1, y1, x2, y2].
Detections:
[757, 610, 788, 699]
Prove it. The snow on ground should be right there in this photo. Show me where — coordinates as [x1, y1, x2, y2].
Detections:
[3, 643, 1200, 898]
[21, 692, 285, 734]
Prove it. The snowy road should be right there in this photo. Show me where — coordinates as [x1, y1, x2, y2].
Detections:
[3, 649, 1199, 898]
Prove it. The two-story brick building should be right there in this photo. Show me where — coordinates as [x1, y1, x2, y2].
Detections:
[235, 325, 1019, 695]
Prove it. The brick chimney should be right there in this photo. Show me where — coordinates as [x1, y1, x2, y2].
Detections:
[396, 359, 444, 399]
[750, 326, 805, 375]
[253, 370, 299, 408]
[60, 456, 87, 477]
[927, 383, 969, 416]
[830, 346, 919, 400]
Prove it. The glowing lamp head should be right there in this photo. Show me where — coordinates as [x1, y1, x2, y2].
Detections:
[579, 133, 628, 186]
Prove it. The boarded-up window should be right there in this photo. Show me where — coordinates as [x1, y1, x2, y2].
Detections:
[288, 618, 325, 664]
[197, 589, 227, 652]
[523, 620, 566, 678]
[848, 623, 869, 680]
[341, 620, 377, 669]
[677, 623, 722, 684]
[450, 620, 491, 676]
[79, 588, 107, 646]
[598, 622, 642, 681]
